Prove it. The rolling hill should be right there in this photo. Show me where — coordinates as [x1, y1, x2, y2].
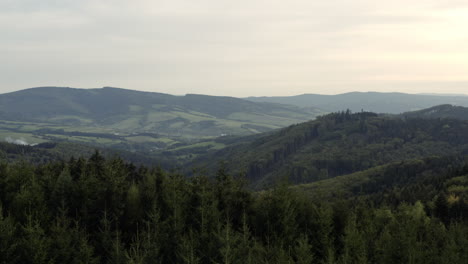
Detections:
[401, 104, 468, 120]
[2, 91, 468, 263]
[0, 140, 174, 168]
[293, 155, 468, 203]
[0, 87, 324, 152]
[191, 111, 468, 189]
[0, 86, 321, 138]
[247, 92, 468, 114]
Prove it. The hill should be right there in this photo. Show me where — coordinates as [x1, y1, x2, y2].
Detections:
[0, 87, 324, 154]
[0, 87, 321, 139]
[192, 111, 468, 188]
[1, 150, 467, 263]
[1, 105, 467, 263]
[246, 92, 468, 113]
[0, 140, 174, 168]
[294, 155, 468, 203]
[401, 104, 468, 120]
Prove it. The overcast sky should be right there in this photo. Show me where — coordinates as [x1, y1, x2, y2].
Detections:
[1, 0, 467, 96]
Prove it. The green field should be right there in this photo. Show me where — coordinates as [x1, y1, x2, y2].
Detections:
[0, 87, 324, 152]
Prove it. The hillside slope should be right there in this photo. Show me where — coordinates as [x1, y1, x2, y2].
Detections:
[294, 155, 468, 203]
[247, 92, 468, 114]
[0, 87, 321, 139]
[0, 140, 174, 168]
[192, 111, 468, 188]
[401, 104, 468, 120]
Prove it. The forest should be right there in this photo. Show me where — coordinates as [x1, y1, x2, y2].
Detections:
[192, 111, 468, 189]
[1, 151, 467, 263]
[4, 0, 468, 261]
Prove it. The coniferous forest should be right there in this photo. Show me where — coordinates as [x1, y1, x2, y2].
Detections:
[1, 150, 467, 263]
[4, 0, 468, 261]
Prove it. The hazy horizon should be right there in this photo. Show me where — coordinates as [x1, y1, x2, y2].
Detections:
[3, 86, 468, 98]
[1, 0, 467, 97]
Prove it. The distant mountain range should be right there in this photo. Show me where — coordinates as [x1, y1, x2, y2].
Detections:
[0, 87, 321, 138]
[246, 92, 468, 114]
[3, 87, 468, 158]
[3, 86, 468, 191]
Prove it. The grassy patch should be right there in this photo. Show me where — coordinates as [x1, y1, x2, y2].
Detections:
[109, 117, 143, 131]
[227, 112, 303, 127]
[0, 130, 47, 144]
[169, 141, 225, 151]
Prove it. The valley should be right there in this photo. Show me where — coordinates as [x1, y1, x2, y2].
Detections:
[1, 87, 468, 263]
[0, 87, 322, 157]
[4, 1, 468, 261]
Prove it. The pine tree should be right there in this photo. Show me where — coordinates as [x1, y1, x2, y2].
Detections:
[51, 166, 73, 211]
[434, 194, 449, 224]
[294, 234, 314, 264]
[340, 213, 367, 264]
[312, 206, 335, 264]
[179, 230, 200, 264]
[125, 229, 148, 264]
[124, 182, 143, 230]
[0, 204, 18, 263]
[18, 213, 51, 264]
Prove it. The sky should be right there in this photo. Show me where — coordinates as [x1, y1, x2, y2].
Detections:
[1, 0, 468, 97]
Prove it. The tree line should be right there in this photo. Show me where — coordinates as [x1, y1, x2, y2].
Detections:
[0, 152, 467, 263]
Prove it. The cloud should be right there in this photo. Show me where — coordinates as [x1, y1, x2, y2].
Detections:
[5, 136, 36, 146]
[1, 0, 467, 96]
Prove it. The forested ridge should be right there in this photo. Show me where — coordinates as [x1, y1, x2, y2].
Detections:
[246, 92, 468, 113]
[2, 110, 468, 263]
[0, 141, 172, 168]
[401, 104, 468, 120]
[1, 152, 467, 263]
[194, 111, 468, 188]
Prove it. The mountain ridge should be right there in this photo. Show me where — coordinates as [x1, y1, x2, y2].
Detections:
[401, 104, 468, 120]
[246, 91, 468, 113]
[0, 86, 321, 139]
[191, 111, 468, 188]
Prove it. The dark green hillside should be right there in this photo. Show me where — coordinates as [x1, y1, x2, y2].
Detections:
[193, 111, 468, 188]
[295, 155, 468, 203]
[0, 87, 320, 139]
[292, 154, 468, 228]
[0, 141, 173, 168]
[402, 104, 468, 120]
[0, 154, 467, 263]
[1, 103, 468, 263]
[247, 92, 468, 113]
